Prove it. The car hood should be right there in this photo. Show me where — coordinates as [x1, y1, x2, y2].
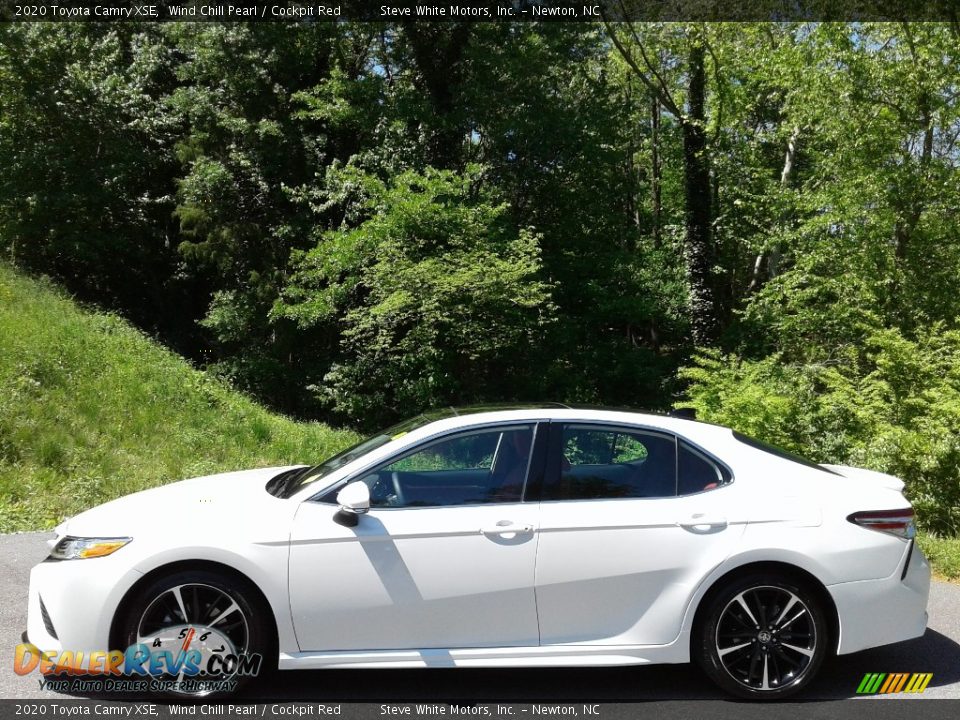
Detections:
[56, 466, 302, 538]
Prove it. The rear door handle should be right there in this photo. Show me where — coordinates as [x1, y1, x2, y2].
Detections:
[679, 513, 728, 530]
[480, 521, 534, 536]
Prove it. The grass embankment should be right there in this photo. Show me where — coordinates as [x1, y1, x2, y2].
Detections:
[0, 264, 356, 532]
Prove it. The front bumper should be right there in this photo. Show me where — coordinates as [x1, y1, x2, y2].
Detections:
[829, 540, 930, 655]
[26, 555, 144, 656]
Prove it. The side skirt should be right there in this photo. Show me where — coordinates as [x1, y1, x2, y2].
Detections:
[278, 640, 690, 670]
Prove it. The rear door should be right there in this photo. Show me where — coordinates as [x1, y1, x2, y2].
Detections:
[534, 422, 744, 646]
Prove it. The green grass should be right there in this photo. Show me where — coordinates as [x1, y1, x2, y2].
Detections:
[0, 264, 357, 532]
[917, 533, 960, 582]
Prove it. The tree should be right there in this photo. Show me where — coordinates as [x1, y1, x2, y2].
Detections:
[602, 20, 723, 345]
[274, 167, 555, 427]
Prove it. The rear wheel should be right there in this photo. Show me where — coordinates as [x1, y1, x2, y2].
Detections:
[120, 570, 270, 697]
[695, 574, 829, 699]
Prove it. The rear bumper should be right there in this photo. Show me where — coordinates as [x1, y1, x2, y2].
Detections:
[829, 540, 930, 655]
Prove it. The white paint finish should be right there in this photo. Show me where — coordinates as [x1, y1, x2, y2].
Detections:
[289, 500, 540, 651]
[21, 406, 931, 693]
[277, 640, 689, 670]
[829, 541, 931, 654]
[535, 491, 747, 646]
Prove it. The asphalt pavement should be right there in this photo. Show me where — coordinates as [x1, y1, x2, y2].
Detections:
[2, 531, 958, 702]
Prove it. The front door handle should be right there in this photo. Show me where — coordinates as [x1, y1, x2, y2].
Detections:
[480, 520, 534, 536]
[679, 513, 728, 531]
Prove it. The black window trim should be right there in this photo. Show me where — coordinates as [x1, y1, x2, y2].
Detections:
[308, 420, 550, 509]
[534, 420, 735, 503]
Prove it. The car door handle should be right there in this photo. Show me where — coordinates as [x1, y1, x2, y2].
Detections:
[679, 513, 728, 530]
[480, 521, 534, 536]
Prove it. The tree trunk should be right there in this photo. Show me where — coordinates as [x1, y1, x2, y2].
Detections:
[682, 34, 720, 345]
[403, 24, 471, 169]
[748, 124, 799, 293]
[650, 94, 662, 249]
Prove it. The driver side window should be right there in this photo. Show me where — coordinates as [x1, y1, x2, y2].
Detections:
[342, 425, 535, 508]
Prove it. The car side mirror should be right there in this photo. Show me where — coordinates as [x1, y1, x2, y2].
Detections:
[334, 481, 370, 527]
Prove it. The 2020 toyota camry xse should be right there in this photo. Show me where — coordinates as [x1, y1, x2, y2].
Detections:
[24, 405, 930, 699]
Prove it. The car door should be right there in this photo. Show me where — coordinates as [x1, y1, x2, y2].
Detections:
[288, 422, 545, 653]
[534, 422, 745, 646]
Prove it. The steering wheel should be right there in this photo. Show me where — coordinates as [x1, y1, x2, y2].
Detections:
[390, 471, 406, 507]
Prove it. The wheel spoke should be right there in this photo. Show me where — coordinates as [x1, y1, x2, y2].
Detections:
[209, 601, 240, 627]
[747, 647, 762, 683]
[773, 593, 799, 628]
[171, 586, 189, 624]
[781, 642, 815, 658]
[773, 644, 803, 670]
[754, 589, 769, 629]
[770, 649, 784, 686]
[761, 653, 770, 690]
[780, 608, 807, 629]
[192, 586, 201, 624]
[718, 641, 752, 658]
[735, 593, 761, 629]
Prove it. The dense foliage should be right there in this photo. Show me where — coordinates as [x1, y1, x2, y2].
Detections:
[1, 22, 959, 531]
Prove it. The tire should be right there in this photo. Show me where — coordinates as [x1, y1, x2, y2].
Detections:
[119, 569, 272, 698]
[694, 573, 829, 700]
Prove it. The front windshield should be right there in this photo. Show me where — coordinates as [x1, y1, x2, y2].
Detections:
[272, 412, 444, 498]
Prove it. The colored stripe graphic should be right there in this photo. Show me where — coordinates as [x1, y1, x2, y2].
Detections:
[856, 672, 932, 694]
[904, 673, 933, 693]
[888, 673, 909, 693]
[856, 673, 886, 694]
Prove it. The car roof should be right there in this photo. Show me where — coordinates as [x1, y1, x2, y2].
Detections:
[402, 404, 731, 442]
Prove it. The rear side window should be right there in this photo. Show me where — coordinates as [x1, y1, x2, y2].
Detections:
[557, 426, 677, 500]
[542, 424, 732, 501]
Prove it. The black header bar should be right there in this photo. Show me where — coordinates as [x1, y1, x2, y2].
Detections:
[1, 0, 959, 22]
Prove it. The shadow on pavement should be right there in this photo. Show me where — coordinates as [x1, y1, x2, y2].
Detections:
[48, 627, 960, 703]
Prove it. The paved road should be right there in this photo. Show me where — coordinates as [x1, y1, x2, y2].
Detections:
[2, 531, 958, 702]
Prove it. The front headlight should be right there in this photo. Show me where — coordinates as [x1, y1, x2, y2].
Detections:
[49, 536, 132, 560]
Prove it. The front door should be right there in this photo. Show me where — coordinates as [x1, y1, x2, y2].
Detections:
[289, 422, 544, 652]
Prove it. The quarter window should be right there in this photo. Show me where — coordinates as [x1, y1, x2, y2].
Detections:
[678, 441, 730, 494]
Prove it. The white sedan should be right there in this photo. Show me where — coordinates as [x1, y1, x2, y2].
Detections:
[25, 405, 929, 699]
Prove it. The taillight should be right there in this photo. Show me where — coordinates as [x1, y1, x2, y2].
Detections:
[847, 508, 916, 539]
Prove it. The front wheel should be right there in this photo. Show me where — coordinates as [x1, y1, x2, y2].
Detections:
[119, 569, 271, 697]
[695, 574, 829, 700]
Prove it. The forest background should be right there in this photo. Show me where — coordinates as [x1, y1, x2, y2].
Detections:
[1, 21, 959, 547]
